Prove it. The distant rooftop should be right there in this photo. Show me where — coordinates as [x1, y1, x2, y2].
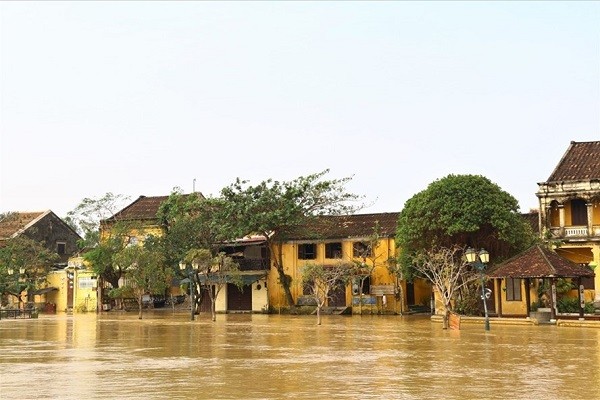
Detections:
[103, 193, 204, 223]
[283, 212, 400, 240]
[0, 211, 48, 240]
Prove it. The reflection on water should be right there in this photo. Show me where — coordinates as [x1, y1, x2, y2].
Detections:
[1, 312, 599, 399]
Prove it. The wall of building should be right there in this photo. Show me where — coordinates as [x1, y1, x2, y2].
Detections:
[266, 238, 430, 314]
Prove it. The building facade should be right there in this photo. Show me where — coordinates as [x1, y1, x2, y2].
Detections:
[537, 141, 600, 302]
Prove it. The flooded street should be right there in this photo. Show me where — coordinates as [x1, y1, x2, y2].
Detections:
[1, 312, 599, 399]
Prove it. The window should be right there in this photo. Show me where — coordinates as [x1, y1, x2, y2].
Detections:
[325, 243, 342, 259]
[57, 241, 66, 255]
[506, 278, 522, 301]
[571, 199, 587, 226]
[298, 243, 316, 260]
[352, 242, 372, 258]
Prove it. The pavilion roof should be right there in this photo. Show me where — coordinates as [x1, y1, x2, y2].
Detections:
[488, 245, 594, 279]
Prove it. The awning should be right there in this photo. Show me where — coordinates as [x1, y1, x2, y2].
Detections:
[32, 287, 58, 295]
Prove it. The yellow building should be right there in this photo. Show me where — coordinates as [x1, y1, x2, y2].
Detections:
[266, 212, 431, 314]
[536, 141, 600, 304]
[45, 256, 98, 313]
[100, 194, 269, 314]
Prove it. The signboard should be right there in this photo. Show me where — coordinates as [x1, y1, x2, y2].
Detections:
[370, 285, 396, 296]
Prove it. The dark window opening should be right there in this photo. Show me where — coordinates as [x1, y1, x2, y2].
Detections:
[506, 278, 522, 301]
[57, 242, 66, 255]
[353, 242, 372, 258]
[298, 243, 316, 260]
[325, 243, 342, 259]
[571, 199, 587, 226]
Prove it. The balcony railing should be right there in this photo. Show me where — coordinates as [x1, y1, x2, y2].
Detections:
[548, 226, 600, 239]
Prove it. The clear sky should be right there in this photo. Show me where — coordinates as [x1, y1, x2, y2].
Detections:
[1, 2, 599, 218]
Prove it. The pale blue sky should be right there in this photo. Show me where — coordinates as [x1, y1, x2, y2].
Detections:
[1, 2, 599, 218]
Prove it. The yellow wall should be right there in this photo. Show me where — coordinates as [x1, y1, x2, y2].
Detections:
[266, 238, 430, 314]
[45, 258, 98, 313]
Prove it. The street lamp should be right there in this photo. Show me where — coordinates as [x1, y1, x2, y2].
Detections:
[179, 261, 198, 321]
[465, 248, 491, 331]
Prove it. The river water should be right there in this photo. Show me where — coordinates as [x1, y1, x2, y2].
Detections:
[1, 312, 599, 399]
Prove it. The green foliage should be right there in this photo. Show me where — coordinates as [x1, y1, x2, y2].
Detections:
[112, 238, 171, 318]
[557, 297, 595, 314]
[0, 236, 59, 298]
[157, 190, 226, 268]
[397, 174, 536, 277]
[82, 222, 136, 288]
[215, 170, 362, 306]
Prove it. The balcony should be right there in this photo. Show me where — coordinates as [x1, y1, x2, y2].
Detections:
[236, 258, 270, 271]
[548, 225, 600, 239]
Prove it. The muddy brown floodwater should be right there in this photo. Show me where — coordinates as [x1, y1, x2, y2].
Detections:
[1, 312, 599, 399]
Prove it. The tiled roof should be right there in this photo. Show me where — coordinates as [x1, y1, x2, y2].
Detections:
[545, 141, 600, 182]
[283, 212, 399, 240]
[103, 193, 204, 222]
[521, 211, 539, 234]
[488, 245, 594, 278]
[0, 211, 48, 240]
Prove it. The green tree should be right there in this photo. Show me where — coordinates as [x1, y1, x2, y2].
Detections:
[215, 170, 362, 308]
[183, 248, 242, 322]
[301, 261, 352, 325]
[65, 192, 130, 248]
[83, 222, 136, 290]
[112, 237, 171, 319]
[0, 236, 59, 306]
[157, 190, 230, 313]
[397, 174, 535, 276]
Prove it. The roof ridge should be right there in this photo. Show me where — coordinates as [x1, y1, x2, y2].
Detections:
[537, 245, 557, 276]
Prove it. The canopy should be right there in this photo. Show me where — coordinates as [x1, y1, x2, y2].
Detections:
[31, 287, 58, 295]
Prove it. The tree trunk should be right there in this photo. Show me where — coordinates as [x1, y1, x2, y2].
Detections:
[270, 242, 295, 309]
[138, 294, 143, 320]
[442, 305, 450, 329]
[316, 305, 322, 325]
[276, 265, 295, 309]
[211, 300, 216, 322]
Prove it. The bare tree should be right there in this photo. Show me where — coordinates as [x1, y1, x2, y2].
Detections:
[412, 245, 479, 329]
[301, 262, 352, 325]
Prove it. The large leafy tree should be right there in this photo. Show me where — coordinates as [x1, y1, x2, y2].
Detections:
[215, 170, 362, 308]
[83, 222, 137, 290]
[157, 190, 231, 314]
[397, 174, 536, 274]
[112, 236, 171, 319]
[0, 236, 59, 306]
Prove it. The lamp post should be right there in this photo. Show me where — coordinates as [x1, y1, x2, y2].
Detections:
[465, 248, 491, 331]
[179, 261, 197, 321]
